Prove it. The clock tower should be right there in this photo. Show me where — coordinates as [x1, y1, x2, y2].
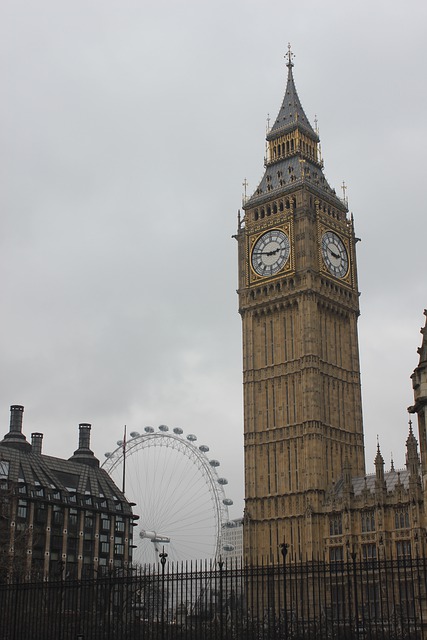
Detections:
[237, 49, 365, 561]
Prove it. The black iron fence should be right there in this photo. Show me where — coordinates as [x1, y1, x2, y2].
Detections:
[1, 555, 426, 639]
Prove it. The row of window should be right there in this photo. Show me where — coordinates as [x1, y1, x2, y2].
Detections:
[271, 137, 317, 161]
[330, 540, 412, 562]
[250, 194, 343, 223]
[253, 197, 296, 221]
[13, 483, 123, 511]
[329, 508, 410, 537]
[16, 501, 126, 531]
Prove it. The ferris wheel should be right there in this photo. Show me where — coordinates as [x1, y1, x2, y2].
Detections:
[102, 425, 233, 564]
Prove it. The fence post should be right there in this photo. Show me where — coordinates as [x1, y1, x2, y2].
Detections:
[353, 551, 360, 639]
[280, 542, 289, 638]
[218, 557, 224, 640]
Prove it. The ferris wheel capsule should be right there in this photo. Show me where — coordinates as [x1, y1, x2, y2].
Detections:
[187, 434, 197, 441]
[130, 431, 140, 438]
[101, 426, 233, 564]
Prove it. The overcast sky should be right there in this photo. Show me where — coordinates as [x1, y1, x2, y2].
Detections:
[1, 1, 426, 522]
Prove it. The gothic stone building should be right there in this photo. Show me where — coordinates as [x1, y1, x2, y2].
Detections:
[0, 405, 137, 580]
[236, 49, 426, 563]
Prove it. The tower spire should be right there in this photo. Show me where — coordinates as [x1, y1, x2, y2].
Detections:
[244, 48, 347, 210]
[375, 439, 387, 498]
[406, 417, 420, 478]
[267, 47, 317, 141]
[286, 42, 295, 68]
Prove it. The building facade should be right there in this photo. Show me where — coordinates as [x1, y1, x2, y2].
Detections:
[222, 517, 244, 561]
[0, 405, 137, 580]
[236, 48, 426, 563]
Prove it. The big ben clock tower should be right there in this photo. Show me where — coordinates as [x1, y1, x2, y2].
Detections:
[237, 48, 365, 561]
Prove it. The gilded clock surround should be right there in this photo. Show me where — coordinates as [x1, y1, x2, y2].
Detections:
[317, 219, 353, 286]
[249, 221, 294, 284]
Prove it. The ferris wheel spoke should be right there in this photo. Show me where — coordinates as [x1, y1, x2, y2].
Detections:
[101, 427, 231, 563]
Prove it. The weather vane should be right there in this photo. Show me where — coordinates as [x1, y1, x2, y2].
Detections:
[286, 43, 295, 68]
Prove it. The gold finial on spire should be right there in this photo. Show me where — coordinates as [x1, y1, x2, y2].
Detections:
[242, 178, 248, 205]
[286, 43, 295, 68]
[341, 181, 348, 206]
[313, 115, 322, 164]
[265, 114, 271, 161]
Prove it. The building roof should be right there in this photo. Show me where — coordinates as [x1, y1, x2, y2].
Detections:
[0, 405, 132, 516]
[244, 49, 345, 210]
[268, 51, 317, 141]
[332, 468, 411, 499]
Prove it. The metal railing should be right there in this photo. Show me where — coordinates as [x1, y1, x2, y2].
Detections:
[0, 555, 426, 639]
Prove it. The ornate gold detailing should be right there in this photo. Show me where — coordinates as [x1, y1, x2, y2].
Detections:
[248, 222, 294, 285]
[317, 218, 353, 287]
[286, 43, 295, 68]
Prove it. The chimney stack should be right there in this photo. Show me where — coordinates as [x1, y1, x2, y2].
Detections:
[31, 432, 43, 455]
[78, 423, 91, 450]
[1, 405, 31, 451]
[10, 405, 24, 434]
[68, 422, 99, 468]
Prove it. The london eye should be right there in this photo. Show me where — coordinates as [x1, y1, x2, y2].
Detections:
[102, 426, 233, 564]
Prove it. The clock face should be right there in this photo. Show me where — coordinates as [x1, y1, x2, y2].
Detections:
[321, 231, 349, 278]
[251, 229, 290, 277]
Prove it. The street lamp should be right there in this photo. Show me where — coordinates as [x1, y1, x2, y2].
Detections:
[159, 547, 168, 638]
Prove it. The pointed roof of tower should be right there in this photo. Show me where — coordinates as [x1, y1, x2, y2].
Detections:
[406, 418, 417, 446]
[268, 45, 318, 141]
[245, 46, 344, 210]
[406, 418, 420, 479]
[374, 439, 385, 471]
